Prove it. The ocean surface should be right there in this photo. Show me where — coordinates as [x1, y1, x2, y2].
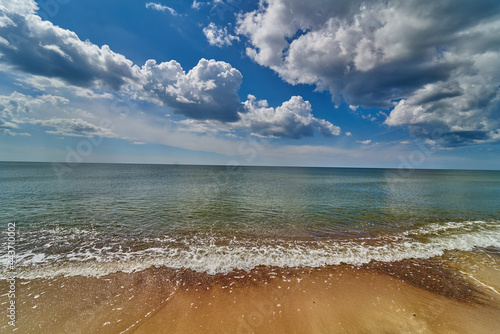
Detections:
[1, 162, 499, 278]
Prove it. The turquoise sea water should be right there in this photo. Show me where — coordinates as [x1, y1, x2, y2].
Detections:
[1, 162, 499, 277]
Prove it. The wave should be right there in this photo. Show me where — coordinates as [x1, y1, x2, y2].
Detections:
[1, 220, 499, 279]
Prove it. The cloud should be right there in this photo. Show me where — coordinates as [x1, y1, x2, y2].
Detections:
[191, 1, 203, 10]
[28, 118, 117, 138]
[0, 91, 118, 138]
[169, 94, 341, 139]
[0, 3, 247, 123]
[238, 95, 341, 139]
[0, 118, 19, 129]
[18, 75, 115, 99]
[0, 4, 139, 90]
[356, 139, 371, 145]
[0, 0, 37, 17]
[138, 58, 244, 122]
[0, 91, 69, 119]
[385, 75, 500, 146]
[0, 118, 30, 136]
[203, 22, 239, 47]
[0, 1, 348, 135]
[236, 0, 500, 146]
[145, 3, 178, 16]
[0, 117, 19, 135]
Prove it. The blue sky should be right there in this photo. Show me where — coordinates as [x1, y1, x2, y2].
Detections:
[0, 0, 499, 169]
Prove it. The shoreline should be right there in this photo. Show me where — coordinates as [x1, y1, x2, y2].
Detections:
[1, 250, 499, 333]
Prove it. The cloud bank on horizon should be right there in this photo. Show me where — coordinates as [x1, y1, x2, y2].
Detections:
[0, 0, 499, 167]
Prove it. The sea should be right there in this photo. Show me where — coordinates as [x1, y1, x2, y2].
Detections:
[1, 162, 499, 279]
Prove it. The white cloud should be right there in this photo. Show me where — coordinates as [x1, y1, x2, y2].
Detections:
[0, 91, 69, 119]
[0, 117, 30, 136]
[0, 119, 18, 129]
[356, 139, 372, 145]
[237, 95, 340, 139]
[145, 3, 178, 16]
[0, 128, 30, 136]
[0, 118, 19, 132]
[0, 91, 118, 138]
[28, 118, 117, 138]
[203, 22, 239, 47]
[191, 1, 204, 10]
[166, 94, 341, 139]
[237, 0, 500, 146]
[138, 58, 244, 121]
[0, 0, 37, 17]
[0, 36, 10, 47]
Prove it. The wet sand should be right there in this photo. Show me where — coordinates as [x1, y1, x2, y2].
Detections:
[1, 251, 499, 333]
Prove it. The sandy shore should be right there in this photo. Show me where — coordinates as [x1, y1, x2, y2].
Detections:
[1, 250, 499, 333]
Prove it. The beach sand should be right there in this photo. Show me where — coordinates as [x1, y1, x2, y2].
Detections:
[2, 250, 499, 333]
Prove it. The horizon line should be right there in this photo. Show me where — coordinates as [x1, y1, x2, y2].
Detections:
[1, 160, 498, 172]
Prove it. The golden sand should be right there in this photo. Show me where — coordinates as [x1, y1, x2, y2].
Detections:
[134, 263, 499, 334]
[1, 251, 499, 333]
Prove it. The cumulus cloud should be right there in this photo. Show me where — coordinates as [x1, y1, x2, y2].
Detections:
[138, 58, 244, 121]
[170, 94, 341, 139]
[237, 0, 500, 146]
[0, 0, 36, 18]
[203, 22, 239, 47]
[238, 95, 340, 139]
[145, 3, 178, 16]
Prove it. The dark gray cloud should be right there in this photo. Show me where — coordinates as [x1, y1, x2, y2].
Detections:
[237, 0, 500, 146]
[0, 12, 138, 90]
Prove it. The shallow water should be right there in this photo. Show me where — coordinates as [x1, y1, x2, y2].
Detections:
[1, 162, 499, 278]
[1, 162, 500, 333]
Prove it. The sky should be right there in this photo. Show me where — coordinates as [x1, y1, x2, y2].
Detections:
[0, 0, 499, 169]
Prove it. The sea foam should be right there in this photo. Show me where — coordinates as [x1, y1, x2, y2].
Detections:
[1, 220, 499, 279]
